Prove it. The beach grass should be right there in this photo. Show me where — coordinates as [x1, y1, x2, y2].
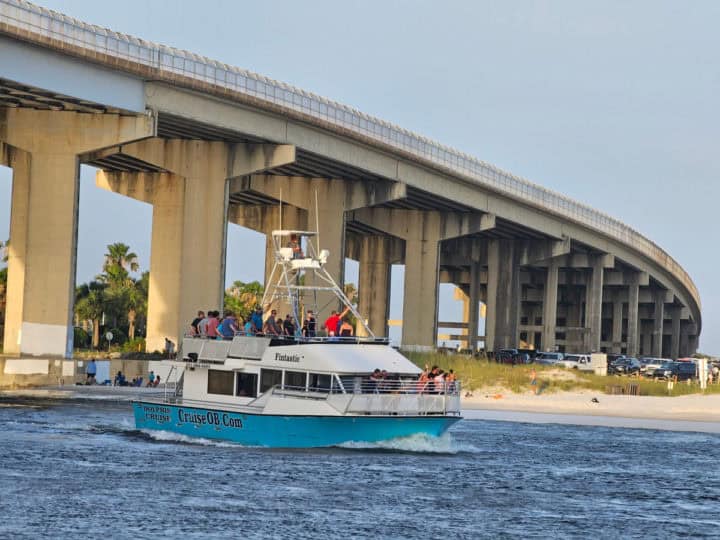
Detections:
[402, 351, 720, 397]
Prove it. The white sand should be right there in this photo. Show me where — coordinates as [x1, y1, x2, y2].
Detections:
[463, 389, 720, 423]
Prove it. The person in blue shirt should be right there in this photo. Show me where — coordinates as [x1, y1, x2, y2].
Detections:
[220, 312, 238, 338]
[251, 307, 264, 334]
[86, 359, 97, 385]
[244, 319, 256, 336]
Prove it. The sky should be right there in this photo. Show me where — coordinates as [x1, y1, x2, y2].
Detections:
[0, 0, 718, 352]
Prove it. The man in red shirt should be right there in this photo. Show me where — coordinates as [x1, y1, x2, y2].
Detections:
[324, 311, 340, 337]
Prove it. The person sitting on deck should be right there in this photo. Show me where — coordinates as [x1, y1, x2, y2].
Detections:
[147, 370, 156, 387]
[338, 317, 354, 337]
[152, 375, 161, 388]
[288, 234, 304, 259]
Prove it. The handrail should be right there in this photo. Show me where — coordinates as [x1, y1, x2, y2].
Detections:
[0, 0, 700, 314]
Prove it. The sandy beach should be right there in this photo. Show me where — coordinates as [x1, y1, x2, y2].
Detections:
[463, 389, 720, 423]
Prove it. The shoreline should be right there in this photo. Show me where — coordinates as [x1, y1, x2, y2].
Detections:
[462, 389, 720, 424]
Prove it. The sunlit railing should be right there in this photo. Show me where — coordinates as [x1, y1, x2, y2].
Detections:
[0, 0, 700, 312]
[272, 379, 462, 416]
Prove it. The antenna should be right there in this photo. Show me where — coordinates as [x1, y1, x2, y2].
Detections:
[314, 189, 320, 252]
[279, 188, 283, 231]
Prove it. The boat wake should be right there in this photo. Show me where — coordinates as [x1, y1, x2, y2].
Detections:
[337, 432, 479, 455]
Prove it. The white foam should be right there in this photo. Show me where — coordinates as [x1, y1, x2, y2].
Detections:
[338, 432, 479, 454]
[141, 429, 240, 448]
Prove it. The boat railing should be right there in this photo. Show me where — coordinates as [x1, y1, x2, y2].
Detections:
[269, 378, 462, 416]
[184, 333, 390, 346]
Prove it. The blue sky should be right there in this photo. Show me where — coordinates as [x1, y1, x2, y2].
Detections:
[0, 1, 717, 352]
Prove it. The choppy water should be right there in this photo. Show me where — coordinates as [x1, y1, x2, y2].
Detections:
[1, 395, 719, 539]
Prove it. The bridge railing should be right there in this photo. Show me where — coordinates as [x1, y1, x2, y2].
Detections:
[0, 0, 700, 312]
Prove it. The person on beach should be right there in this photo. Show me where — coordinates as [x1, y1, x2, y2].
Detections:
[530, 368, 538, 395]
[86, 359, 97, 385]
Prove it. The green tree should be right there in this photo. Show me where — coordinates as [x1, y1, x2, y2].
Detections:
[126, 271, 149, 340]
[224, 280, 264, 320]
[99, 242, 139, 286]
[75, 281, 107, 348]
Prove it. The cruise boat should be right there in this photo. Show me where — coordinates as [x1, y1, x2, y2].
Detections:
[133, 230, 461, 447]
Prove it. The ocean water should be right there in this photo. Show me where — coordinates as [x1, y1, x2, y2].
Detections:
[0, 395, 718, 539]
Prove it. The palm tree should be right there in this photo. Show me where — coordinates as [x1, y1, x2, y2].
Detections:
[126, 272, 149, 340]
[75, 281, 107, 348]
[100, 242, 139, 286]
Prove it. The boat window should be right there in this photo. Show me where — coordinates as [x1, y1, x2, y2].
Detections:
[260, 369, 282, 393]
[308, 373, 331, 393]
[283, 370, 307, 390]
[207, 369, 234, 396]
[236, 372, 258, 398]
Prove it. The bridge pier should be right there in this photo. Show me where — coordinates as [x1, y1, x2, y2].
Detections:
[652, 290, 665, 358]
[610, 293, 624, 354]
[626, 272, 641, 357]
[356, 236, 395, 338]
[541, 259, 559, 352]
[486, 238, 520, 352]
[585, 256, 606, 352]
[1, 109, 153, 356]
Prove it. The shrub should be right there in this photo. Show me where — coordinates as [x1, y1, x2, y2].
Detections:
[73, 327, 91, 349]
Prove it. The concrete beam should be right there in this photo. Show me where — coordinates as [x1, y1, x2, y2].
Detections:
[349, 207, 493, 241]
[231, 174, 407, 211]
[517, 237, 571, 266]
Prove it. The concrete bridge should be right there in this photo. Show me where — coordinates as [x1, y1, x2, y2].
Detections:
[0, 0, 701, 358]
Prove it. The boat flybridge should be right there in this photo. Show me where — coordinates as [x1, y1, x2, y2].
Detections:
[133, 230, 462, 448]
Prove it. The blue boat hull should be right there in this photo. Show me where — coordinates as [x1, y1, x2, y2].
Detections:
[133, 401, 461, 448]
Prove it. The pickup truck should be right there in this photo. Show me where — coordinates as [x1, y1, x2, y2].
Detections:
[556, 354, 593, 370]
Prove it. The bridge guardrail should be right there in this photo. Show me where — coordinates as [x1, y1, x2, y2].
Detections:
[0, 0, 700, 314]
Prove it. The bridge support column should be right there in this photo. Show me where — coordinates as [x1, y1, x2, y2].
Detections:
[356, 236, 391, 338]
[670, 306, 681, 359]
[679, 322, 690, 358]
[486, 239, 519, 352]
[626, 273, 640, 357]
[541, 259, 559, 352]
[586, 256, 604, 352]
[467, 261, 481, 353]
[611, 294, 624, 354]
[402, 214, 440, 351]
[652, 290, 665, 357]
[1, 110, 152, 356]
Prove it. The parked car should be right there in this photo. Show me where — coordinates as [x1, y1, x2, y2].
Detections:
[640, 357, 672, 376]
[609, 357, 641, 375]
[651, 362, 697, 381]
[534, 352, 564, 365]
[606, 353, 626, 368]
[557, 354, 592, 370]
[496, 349, 531, 364]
